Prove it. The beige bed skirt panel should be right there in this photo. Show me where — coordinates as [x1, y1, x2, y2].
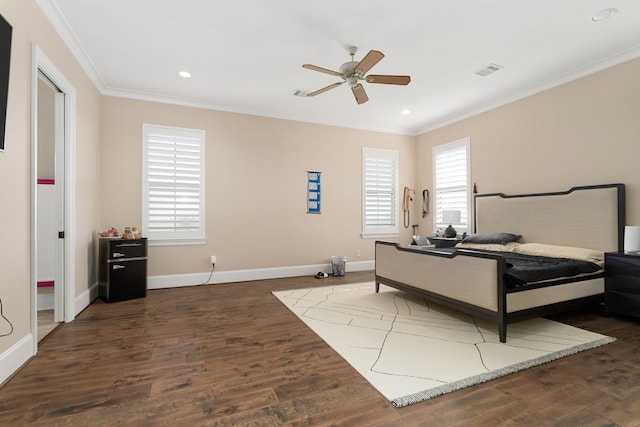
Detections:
[375, 243, 500, 312]
[506, 278, 604, 313]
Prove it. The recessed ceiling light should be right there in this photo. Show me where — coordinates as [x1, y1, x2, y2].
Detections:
[178, 70, 192, 78]
[590, 8, 617, 22]
[401, 109, 411, 115]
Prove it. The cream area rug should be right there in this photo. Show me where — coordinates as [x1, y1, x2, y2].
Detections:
[272, 283, 615, 407]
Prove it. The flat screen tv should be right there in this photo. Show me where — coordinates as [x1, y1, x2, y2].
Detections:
[0, 13, 12, 152]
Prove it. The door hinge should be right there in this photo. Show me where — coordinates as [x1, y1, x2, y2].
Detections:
[58, 231, 65, 239]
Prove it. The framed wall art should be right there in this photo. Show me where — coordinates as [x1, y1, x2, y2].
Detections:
[307, 171, 321, 214]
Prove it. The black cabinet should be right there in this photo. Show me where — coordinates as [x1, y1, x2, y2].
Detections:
[604, 252, 640, 318]
[98, 238, 147, 302]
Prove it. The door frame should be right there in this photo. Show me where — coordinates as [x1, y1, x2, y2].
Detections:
[30, 45, 77, 353]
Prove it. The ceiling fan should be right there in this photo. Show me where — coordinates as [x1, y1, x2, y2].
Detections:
[302, 46, 411, 104]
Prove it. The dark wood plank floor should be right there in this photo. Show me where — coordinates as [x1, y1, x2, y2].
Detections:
[1, 271, 639, 426]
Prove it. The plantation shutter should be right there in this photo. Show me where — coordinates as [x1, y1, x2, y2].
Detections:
[143, 124, 205, 244]
[362, 147, 399, 237]
[433, 138, 470, 233]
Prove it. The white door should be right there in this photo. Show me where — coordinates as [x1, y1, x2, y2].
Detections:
[35, 71, 65, 330]
[53, 91, 65, 323]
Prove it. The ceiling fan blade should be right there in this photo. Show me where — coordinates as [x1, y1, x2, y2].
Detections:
[351, 83, 369, 104]
[307, 82, 344, 97]
[354, 50, 384, 74]
[366, 75, 411, 85]
[302, 64, 343, 77]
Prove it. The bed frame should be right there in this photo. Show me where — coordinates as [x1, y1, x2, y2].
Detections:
[375, 183, 625, 342]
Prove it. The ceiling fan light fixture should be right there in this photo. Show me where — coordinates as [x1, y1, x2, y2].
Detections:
[346, 76, 359, 87]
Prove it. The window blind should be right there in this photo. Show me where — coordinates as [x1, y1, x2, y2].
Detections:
[433, 138, 470, 232]
[143, 125, 205, 243]
[362, 148, 399, 237]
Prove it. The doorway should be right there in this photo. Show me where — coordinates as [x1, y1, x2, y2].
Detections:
[35, 71, 62, 341]
[31, 46, 77, 353]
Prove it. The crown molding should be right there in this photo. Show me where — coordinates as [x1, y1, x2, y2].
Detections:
[36, 0, 106, 92]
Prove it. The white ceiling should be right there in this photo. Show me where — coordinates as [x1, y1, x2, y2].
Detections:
[39, 0, 640, 135]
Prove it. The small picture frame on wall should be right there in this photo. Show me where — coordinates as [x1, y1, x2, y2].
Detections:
[307, 171, 321, 214]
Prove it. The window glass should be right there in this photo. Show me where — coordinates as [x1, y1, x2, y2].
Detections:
[142, 124, 206, 245]
[362, 147, 399, 238]
[433, 138, 470, 235]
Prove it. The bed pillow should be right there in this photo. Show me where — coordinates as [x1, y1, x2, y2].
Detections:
[513, 243, 604, 266]
[455, 241, 521, 252]
[461, 232, 522, 245]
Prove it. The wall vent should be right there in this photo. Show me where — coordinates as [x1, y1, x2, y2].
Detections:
[474, 63, 503, 77]
[292, 89, 309, 97]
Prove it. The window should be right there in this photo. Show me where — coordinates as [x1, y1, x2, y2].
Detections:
[142, 124, 206, 245]
[433, 138, 471, 234]
[362, 147, 399, 238]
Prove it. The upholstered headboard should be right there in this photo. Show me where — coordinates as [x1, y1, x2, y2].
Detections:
[474, 184, 625, 252]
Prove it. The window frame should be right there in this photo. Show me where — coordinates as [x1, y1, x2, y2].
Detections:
[142, 124, 206, 246]
[432, 138, 471, 235]
[361, 147, 400, 238]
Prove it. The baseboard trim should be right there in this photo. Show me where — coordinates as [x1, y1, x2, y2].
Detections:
[0, 335, 34, 387]
[148, 260, 375, 289]
[75, 283, 99, 316]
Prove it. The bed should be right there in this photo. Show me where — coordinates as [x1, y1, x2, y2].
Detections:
[375, 183, 625, 342]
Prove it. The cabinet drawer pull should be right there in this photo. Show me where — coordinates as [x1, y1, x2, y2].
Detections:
[112, 265, 125, 270]
[113, 252, 125, 258]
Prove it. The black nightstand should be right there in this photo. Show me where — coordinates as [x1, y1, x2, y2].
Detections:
[604, 251, 640, 319]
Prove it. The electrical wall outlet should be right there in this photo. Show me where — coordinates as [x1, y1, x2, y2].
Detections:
[210, 255, 217, 264]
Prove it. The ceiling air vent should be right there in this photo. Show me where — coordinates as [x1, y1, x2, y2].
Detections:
[474, 63, 503, 77]
[292, 89, 309, 97]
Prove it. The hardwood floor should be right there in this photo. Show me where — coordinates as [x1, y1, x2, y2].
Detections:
[1, 271, 640, 426]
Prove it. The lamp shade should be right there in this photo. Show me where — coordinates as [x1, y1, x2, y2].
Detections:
[624, 226, 640, 253]
[442, 209, 461, 224]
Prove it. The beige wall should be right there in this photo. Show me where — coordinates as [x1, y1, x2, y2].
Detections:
[101, 97, 416, 275]
[416, 57, 640, 234]
[0, 0, 102, 356]
[0, 0, 30, 353]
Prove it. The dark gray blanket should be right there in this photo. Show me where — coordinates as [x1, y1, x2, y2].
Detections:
[437, 248, 602, 289]
[499, 251, 601, 288]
